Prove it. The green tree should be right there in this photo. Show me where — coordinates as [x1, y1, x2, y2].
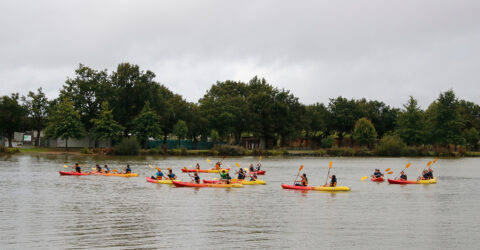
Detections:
[210, 129, 219, 146]
[328, 97, 362, 146]
[357, 99, 398, 137]
[426, 90, 464, 148]
[22, 88, 49, 146]
[173, 120, 188, 148]
[353, 117, 377, 147]
[464, 127, 479, 151]
[0, 94, 28, 147]
[45, 98, 85, 150]
[90, 101, 125, 147]
[396, 96, 425, 146]
[304, 103, 329, 145]
[132, 101, 162, 148]
[59, 64, 110, 130]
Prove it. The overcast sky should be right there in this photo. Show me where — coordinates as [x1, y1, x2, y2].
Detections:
[1, 0, 479, 108]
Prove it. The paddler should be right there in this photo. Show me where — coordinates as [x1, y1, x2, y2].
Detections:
[249, 173, 257, 181]
[371, 169, 383, 178]
[225, 173, 232, 184]
[322, 174, 337, 187]
[427, 168, 434, 179]
[419, 170, 429, 180]
[95, 164, 102, 173]
[294, 173, 308, 186]
[195, 163, 201, 170]
[219, 169, 228, 182]
[256, 163, 262, 171]
[125, 164, 132, 174]
[236, 168, 246, 180]
[104, 164, 110, 173]
[249, 163, 255, 172]
[152, 168, 164, 180]
[399, 171, 407, 181]
[193, 172, 200, 184]
[74, 163, 81, 173]
[167, 168, 176, 180]
[215, 162, 221, 170]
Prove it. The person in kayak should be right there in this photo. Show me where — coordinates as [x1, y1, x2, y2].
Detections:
[125, 164, 132, 174]
[95, 164, 102, 173]
[428, 168, 434, 179]
[249, 163, 255, 172]
[330, 175, 337, 187]
[214, 162, 221, 170]
[74, 163, 81, 173]
[225, 173, 232, 184]
[193, 172, 200, 184]
[249, 173, 258, 181]
[371, 169, 383, 178]
[256, 163, 262, 171]
[152, 168, 164, 180]
[195, 163, 201, 170]
[167, 168, 176, 180]
[219, 169, 228, 182]
[236, 168, 246, 180]
[418, 170, 429, 180]
[104, 165, 110, 174]
[399, 171, 407, 180]
[295, 173, 308, 186]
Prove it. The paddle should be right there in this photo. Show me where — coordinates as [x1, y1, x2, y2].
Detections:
[394, 162, 411, 179]
[361, 176, 369, 181]
[362, 167, 392, 181]
[293, 165, 304, 185]
[183, 167, 195, 182]
[324, 161, 333, 186]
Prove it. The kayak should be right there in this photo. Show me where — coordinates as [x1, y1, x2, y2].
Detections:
[59, 171, 90, 176]
[371, 177, 385, 182]
[203, 179, 267, 185]
[90, 171, 139, 177]
[281, 184, 351, 191]
[250, 170, 266, 175]
[181, 168, 229, 173]
[145, 177, 178, 184]
[388, 178, 437, 184]
[312, 186, 351, 191]
[172, 181, 243, 188]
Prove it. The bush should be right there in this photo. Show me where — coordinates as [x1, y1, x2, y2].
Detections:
[114, 137, 141, 155]
[375, 135, 406, 156]
[269, 149, 289, 156]
[6, 147, 20, 154]
[169, 148, 187, 156]
[212, 144, 245, 156]
[321, 135, 336, 148]
[80, 147, 92, 154]
[315, 149, 327, 156]
[0, 145, 5, 153]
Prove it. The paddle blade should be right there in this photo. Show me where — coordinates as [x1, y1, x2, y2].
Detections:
[329, 161, 333, 168]
[235, 163, 241, 168]
[91, 168, 96, 170]
[206, 158, 211, 163]
[259, 156, 262, 162]
[433, 158, 438, 163]
[299, 165, 303, 171]
[427, 161, 432, 167]
[405, 163, 412, 168]
[385, 168, 391, 172]
[387, 171, 394, 175]
[63, 165, 69, 168]
[361, 176, 369, 181]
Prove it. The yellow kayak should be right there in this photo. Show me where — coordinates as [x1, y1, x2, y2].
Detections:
[312, 186, 351, 192]
[417, 178, 437, 184]
[146, 177, 178, 184]
[238, 180, 267, 185]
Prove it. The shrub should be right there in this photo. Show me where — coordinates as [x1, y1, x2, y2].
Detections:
[6, 147, 20, 154]
[80, 147, 92, 154]
[212, 144, 245, 156]
[269, 149, 289, 156]
[321, 135, 336, 148]
[114, 137, 141, 155]
[169, 148, 187, 156]
[315, 149, 327, 156]
[375, 135, 406, 156]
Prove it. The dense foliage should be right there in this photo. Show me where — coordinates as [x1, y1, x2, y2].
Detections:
[2, 63, 480, 153]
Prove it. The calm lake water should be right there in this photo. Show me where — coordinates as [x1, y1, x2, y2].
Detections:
[0, 154, 479, 249]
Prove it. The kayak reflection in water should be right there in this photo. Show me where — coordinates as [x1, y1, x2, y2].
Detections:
[95, 164, 102, 173]
[167, 168, 176, 180]
[295, 173, 308, 186]
[104, 165, 110, 173]
[399, 171, 407, 180]
[125, 164, 132, 174]
[75, 163, 81, 173]
[371, 169, 383, 178]
[152, 168, 164, 180]
[194, 172, 201, 184]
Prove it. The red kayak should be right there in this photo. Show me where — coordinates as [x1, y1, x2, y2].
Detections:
[387, 179, 418, 184]
[371, 177, 385, 182]
[59, 171, 90, 176]
[281, 184, 313, 190]
[173, 181, 209, 187]
[251, 170, 265, 175]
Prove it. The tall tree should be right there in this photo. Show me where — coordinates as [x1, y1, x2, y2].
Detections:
[328, 97, 362, 145]
[44, 98, 85, 150]
[90, 101, 125, 147]
[173, 120, 188, 148]
[132, 101, 162, 148]
[426, 90, 464, 148]
[59, 64, 110, 130]
[304, 103, 329, 144]
[22, 88, 49, 146]
[396, 96, 425, 146]
[0, 94, 28, 147]
[353, 117, 377, 147]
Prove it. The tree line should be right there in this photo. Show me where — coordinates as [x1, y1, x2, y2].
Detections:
[0, 63, 479, 151]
